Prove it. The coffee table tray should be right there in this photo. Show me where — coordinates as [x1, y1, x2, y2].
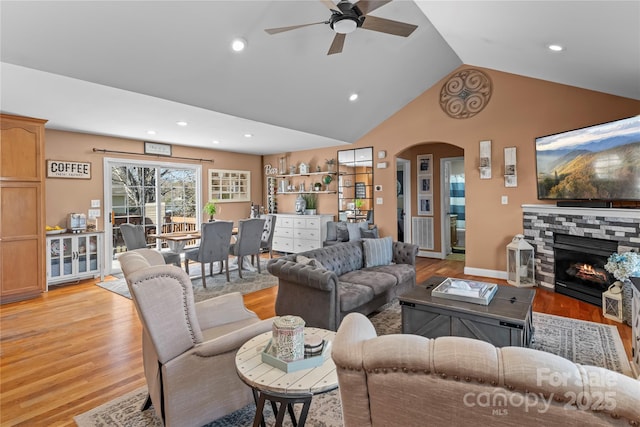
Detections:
[261, 339, 332, 373]
[432, 277, 498, 305]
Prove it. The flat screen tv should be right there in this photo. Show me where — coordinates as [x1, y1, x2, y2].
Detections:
[536, 115, 640, 201]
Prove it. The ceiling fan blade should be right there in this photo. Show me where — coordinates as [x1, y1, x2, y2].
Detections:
[361, 15, 417, 37]
[327, 33, 346, 55]
[320, 0, 337, 10]
[354, 0, 392, 15]
[265, 21, 327, 35]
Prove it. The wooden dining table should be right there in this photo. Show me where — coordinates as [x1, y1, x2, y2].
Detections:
[149, 228, 253, 272]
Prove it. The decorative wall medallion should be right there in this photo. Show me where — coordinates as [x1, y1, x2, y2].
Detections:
[440, 69, 492, 119]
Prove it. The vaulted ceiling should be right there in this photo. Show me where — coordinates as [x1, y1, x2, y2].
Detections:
[1, 1, 638, 155]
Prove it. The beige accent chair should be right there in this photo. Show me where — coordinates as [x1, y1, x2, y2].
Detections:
[332, 312, 640, 427]
[119, 250, 274, 427]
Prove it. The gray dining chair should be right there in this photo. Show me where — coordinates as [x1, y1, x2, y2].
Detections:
[254, 214, 276, 266]
[230, 218, 265, 278]
[120, 223, 181, 267]
[184, 221, 234, 285]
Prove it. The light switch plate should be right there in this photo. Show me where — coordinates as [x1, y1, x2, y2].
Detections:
[91, 199, 101, 208]
[501, 196, 508, 205]
[88, 209, 101, 219]
[376, 197, 383, 205]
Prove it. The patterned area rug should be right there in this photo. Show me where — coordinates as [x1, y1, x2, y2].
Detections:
[96, 260, 277, 302]
[74, 301, 630, 427]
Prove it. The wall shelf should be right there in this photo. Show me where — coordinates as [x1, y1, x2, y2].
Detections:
[277, 191, 336, 195]
[275, 171, 336, 178]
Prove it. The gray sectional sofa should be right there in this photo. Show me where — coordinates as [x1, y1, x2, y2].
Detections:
[267, 238, 419, 331]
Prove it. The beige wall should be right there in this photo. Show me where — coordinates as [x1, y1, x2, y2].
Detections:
[263, 66, 640, 275]
[43, 65, 639, 276]
[45, 130, 263, 229]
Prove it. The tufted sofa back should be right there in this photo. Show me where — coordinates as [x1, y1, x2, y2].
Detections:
[283, 241, 364, 277]
[333, 312, 640, 427]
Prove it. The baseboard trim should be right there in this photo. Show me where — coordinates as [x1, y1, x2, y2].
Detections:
[417, 250, 445, 259]
[463, 267, 507, 280]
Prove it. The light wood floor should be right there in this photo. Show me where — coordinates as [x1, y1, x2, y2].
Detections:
[0, 256, 632, 426]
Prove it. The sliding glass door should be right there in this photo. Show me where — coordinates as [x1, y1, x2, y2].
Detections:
[105, 158, 201, 274]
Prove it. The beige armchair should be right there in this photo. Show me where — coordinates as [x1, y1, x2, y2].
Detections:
[332, 312, 640, 427]
[119, 250, 274, 427]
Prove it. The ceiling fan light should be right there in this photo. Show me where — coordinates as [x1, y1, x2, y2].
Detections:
[332, 17, 357, 34]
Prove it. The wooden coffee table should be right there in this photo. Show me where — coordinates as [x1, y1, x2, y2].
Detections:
[235, 327, 337, 427]
[399, 276, 535, 347]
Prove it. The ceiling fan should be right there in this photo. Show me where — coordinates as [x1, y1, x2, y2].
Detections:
[264, 0, 418, 55]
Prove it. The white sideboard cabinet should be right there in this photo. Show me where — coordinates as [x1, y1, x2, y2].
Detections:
[46, 232, 104, 288]
[272, 214, 333, 254]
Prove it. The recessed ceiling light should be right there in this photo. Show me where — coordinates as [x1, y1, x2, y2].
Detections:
[349, 93, 359, 102]
[244, 133, 253, 138]
[176, 121, 188, 126]
[548, 44, 564, 52]
[231, 38, 247, 52]
[212, 140, 220, 144]
[147, 130, 156, 135]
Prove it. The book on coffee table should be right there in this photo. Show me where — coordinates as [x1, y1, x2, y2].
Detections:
[432, 277, 498, 305]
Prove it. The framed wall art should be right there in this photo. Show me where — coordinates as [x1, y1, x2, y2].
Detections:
[418, 196, 433, 216]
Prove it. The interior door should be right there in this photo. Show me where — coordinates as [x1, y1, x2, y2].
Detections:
[442, 159, 453, 255]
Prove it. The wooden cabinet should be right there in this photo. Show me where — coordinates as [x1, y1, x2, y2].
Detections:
[46, 232, 104, 287]
[272, 214, 333, 254]
[1, 114, 47, 303]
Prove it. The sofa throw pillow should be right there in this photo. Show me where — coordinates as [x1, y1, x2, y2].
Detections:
[362, 236, 393, 268]
[360, 225, 379, 239]
[336, 222, 350, 242]
[347, 222, 363, 241]
[326, 222, 337, 241]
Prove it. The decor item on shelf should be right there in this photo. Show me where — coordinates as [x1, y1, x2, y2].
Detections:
[313, 182, 322, 191]
[602, 282, 623, 322]
[295, 194, 306, 215]
[316, 165, 322, 172]
[303, 193, 317, 215]
[279, 157, 287, 174]
[299, 162, 309, 174]
[203, 200, 217, 221]
[354, 198, 364, 213]
[290, 165, 297, 175]
[325, 158, 336, 172]
[322, 174, 333, 190]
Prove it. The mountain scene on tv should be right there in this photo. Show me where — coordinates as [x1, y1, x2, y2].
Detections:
[536, 116, 640, 200]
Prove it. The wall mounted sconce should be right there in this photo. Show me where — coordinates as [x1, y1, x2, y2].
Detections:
[479, 140, 491, 179]
[504, 147, 517, 187]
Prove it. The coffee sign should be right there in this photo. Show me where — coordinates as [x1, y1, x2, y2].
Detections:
[47, 160, 91, 179]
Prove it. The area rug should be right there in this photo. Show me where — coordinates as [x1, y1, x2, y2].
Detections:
[74, 302, 631, 427]
[96, 260, 277, 303]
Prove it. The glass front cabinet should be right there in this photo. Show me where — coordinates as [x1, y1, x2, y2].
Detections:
[46, 232, 103, 288]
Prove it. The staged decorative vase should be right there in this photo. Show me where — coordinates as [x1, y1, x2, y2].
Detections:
[295, 194, 306, 215]
[273, 315, 305, 362]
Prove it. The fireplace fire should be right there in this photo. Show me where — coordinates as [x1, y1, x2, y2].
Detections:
[553, 234, 618, 306]
[569, 262, 608, 284]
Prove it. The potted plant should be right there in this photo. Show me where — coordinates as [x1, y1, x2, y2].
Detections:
[313, 182, 322, 191]
[303, 193, 317, 215]
[325, 158, 336, 173]
[354, 198, 364, 213]
[203, 200, 218, 221]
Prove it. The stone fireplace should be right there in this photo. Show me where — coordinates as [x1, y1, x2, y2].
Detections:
[553, 233, 617, 306]
[522, 205, 640, 299]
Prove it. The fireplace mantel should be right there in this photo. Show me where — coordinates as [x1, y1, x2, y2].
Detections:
[522, 204, 640, 219]
[521, 204, 640, 290]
